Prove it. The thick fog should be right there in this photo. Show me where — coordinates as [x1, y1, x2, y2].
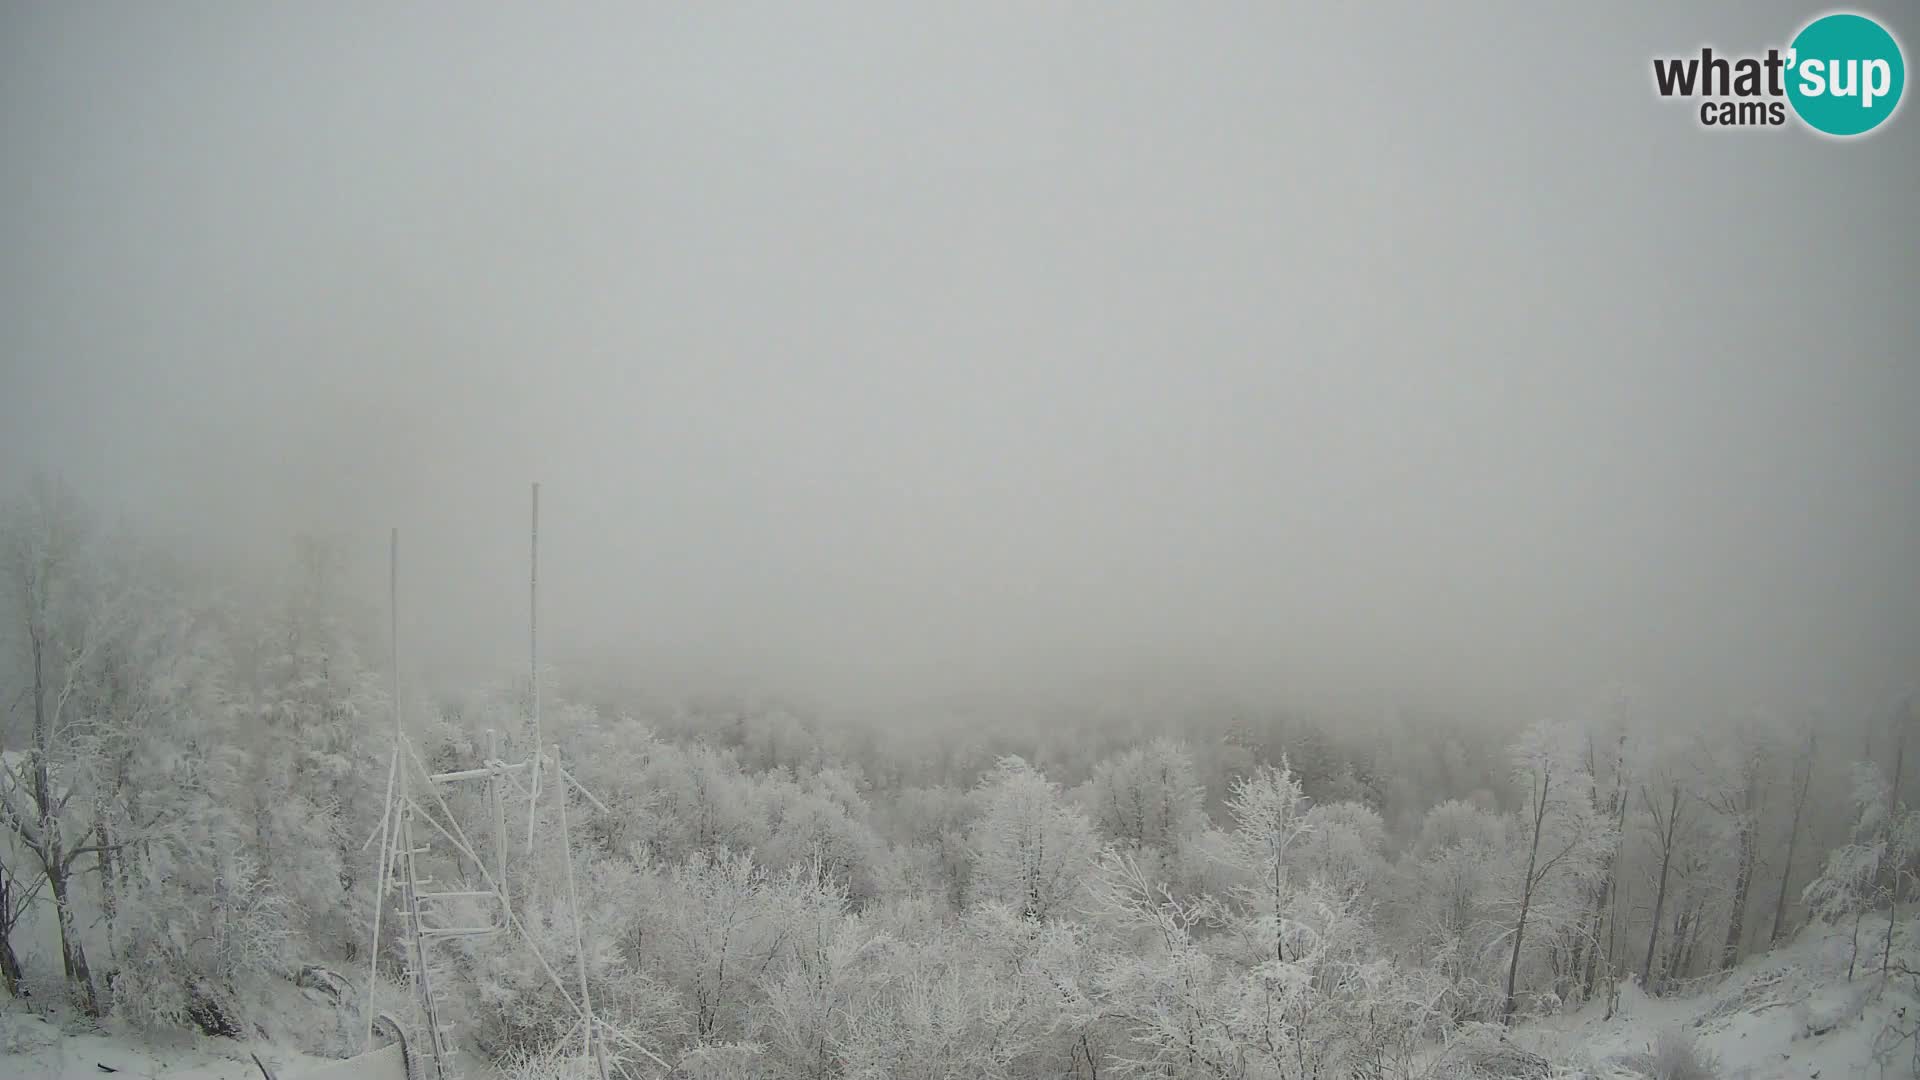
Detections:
[2, 3, 1915, 719]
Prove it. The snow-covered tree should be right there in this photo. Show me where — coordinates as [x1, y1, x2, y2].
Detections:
[1297, 800, 1387, 899]
[837, 913, 1064, 1079]
[0, 476, 117, 1014]
[1405, 800, 1510, 1022]
[762, 769, 884, 904]
[229, 534, 387, 960]
[755, 868, 876, 1080]
[1081, 737, 1205, 856]
[1093, 846, 1422, 1080]
[637, 742, 768, 862]
[1805, 756, 1920, 980]
[1499, 719, 1608, 1022]
[968, 757, 1102, 921]
[1224, 759, 1312, 962]
[886, 784, 979, 912]
[1699, 719, 1773, 970]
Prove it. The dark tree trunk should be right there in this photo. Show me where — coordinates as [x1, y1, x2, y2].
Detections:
[1567, 740, 1602, 999]
[96, 813, 118, 965]
[1672, 894, 1705, 981]
[1641, 785, 1681, 992]
[1503, 768, 1550, 1024]
[45, 867, 99, 1016]
[0, 863, 22, 998]
[1720, 765, 1760, 970]
[1771, 733, 1815, 946]
[30, 621, 101, 1017]
[1883, 720, 1907, 983]
[1581, 736, 1629, 999]
[0, 935, 21, 998]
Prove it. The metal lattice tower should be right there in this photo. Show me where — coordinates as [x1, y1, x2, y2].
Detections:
[368, 490, 617, 1080]
[377, 735, 613, 1080]
[386, 733, 521, 1080]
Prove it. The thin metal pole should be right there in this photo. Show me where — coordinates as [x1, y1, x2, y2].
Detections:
[361, 527, 403, 1050]
[556, 743, 607, 1080]
[526, 482, 542, 855]
[531, 481, 540, 748]
[490, 728, 510, 922]
[364, 745, 398, 1052]
[556, 766, 613, 816]
[394, 526, 408, 957]
[389, 530, 442, 1077]
[428, 761, 529, 784]
[400, 785, 450, 1080]
[391, 528, 400, 745]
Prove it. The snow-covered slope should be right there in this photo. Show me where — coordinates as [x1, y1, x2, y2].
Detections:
[0, 1009, 342, 1079]
[1518, 917, 1917, 1080]
[0, 965, 425, 1080]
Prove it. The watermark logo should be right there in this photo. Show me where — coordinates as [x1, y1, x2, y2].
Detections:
[1652, 11, 1905, 137]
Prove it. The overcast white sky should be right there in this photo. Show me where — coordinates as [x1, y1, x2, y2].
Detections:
[2, 3, 1915, 720]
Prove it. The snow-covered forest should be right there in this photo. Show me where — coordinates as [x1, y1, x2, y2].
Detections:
[3, 475, 1917, 1078]
[5, 4, 1919, 1079]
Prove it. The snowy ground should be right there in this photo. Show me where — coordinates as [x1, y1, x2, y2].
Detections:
[0, 1010, 342, 1079]
[1514, 917, 1917, 1080]
[0, 960, 414, 1080]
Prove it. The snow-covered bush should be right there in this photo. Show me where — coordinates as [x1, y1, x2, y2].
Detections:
[1622, 1027, 1720, 1080]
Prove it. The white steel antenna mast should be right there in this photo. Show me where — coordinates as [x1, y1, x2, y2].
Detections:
[363, 531, 400, 1054]
[392, 528, 464, 1080]
[527, 481, 608, 1078]
[361, 488, 623, 1080]
[526, 481, 541, 853]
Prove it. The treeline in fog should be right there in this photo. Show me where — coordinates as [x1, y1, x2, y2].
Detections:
[2, 476, 1914, 1078]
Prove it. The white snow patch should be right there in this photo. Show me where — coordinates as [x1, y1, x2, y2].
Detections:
[1491, 919, 1916, 1080]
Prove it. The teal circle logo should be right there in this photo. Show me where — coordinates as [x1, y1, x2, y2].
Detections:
[1786, 13, 1905, 136]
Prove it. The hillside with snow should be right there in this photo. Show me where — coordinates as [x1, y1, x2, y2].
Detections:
[1519, 917, 1917, 1080]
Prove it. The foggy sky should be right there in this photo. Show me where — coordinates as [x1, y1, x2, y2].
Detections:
[2, 4, 1916, 720]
